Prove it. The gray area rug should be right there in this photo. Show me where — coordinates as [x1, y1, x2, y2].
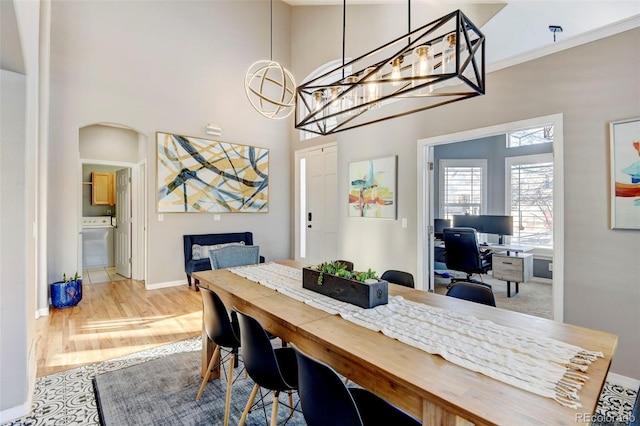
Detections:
[93, 350, 304, 426]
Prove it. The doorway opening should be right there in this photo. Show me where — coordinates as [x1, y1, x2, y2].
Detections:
[417, 113, 564, 321]
[79, 124, 147, 284]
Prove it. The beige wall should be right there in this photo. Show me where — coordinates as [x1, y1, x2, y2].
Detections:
[291, 14, 639, 378]
[48, 1, 294, 288]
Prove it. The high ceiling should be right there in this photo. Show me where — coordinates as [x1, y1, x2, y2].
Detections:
[282, 1, 640, 65]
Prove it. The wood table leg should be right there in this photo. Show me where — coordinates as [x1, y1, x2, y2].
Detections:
[423, 400, 474, 426]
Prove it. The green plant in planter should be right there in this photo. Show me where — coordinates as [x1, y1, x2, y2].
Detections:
[63, 272, 81, 283]
[315, 261, 378, 285]
[51, 272, 82, 309]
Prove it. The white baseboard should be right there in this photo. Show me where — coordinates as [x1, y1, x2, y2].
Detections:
[607, 372, 640, 390]
[0, 399, 31, 424]
[145, 279, 185, 290]
[36, 306, 50, 318]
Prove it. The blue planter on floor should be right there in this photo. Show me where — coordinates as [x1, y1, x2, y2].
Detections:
[51, 280, 82, 308]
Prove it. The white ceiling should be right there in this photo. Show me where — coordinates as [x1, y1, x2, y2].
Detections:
[282, 1, 640, 65]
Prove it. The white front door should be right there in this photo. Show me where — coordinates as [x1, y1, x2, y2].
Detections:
[115, 168, 132, 278]
[295, 144, 338, 265]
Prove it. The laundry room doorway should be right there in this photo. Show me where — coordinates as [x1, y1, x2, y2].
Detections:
[79, 124, 147, 284]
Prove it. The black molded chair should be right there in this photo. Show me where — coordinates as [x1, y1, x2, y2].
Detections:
[380, 270, 415, 288]
[293, 345, 421, 426]
[235, 310, 299, 426]
[442, 227, 492, 288]
[446, 282, 497, 307]
[196, 287, 242, 426]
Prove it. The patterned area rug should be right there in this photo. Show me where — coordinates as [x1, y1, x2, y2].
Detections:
[2, 337, 638, 425]
[94, 349, 303, 425]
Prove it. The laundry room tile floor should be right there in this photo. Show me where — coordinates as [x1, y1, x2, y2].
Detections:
[82, 267, 126, 284]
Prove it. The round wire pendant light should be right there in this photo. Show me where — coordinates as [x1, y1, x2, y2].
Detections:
[245, 59, 296, 119]
[244, 0, 296, 119]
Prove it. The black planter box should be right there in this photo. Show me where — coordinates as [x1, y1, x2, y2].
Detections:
[302, 267, 388, 309]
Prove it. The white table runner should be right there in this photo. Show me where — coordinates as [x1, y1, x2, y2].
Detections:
[229, 262, 603, 408]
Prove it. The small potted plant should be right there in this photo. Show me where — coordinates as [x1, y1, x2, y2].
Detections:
[302, 261, 388, 309]
[50, 272, 83, 309]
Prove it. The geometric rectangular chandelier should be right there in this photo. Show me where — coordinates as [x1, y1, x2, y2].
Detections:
[295, 9, 485, 136]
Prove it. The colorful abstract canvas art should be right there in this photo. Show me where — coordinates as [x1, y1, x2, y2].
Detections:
[609, 118, 640, 229]
[157, 132, 268, 213]
[348, 155, 397, 219]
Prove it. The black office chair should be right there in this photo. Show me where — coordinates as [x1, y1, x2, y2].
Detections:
[380, 270, 415, 288]
[442, 227, 492, 288]
[292, 345, 421, 426]
[235, 310, 299, 426]
[196, 287, 242, 426]
[446, 282, 497, 307]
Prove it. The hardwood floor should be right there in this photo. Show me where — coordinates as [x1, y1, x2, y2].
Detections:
[35, 278, 202, 377]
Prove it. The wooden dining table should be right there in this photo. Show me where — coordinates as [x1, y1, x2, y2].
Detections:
[193, 260, 617, 426]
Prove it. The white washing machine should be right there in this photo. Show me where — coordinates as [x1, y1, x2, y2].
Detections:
[82, 216, 115, 269]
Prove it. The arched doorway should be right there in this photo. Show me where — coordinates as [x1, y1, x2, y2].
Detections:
[78, 123, 147, 283]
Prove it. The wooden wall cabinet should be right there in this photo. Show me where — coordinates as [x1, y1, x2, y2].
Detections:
[91, 172, 115, 206]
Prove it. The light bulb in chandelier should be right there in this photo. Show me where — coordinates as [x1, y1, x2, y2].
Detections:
[390, 56, 404, 87]
[327, 87, 342, 115]
[363, 67, 380, 108]
[342, 75, 360, 114]
[442, 33, 457, 75]
[312, 90, 325, 113]
[412, 45, 434, 93]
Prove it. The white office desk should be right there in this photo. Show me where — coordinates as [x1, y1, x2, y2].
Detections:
[480, 243, 533, 254]
[434, 240, 534, 254]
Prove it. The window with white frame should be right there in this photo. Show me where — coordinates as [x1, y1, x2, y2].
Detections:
[506, 153, 554, 247]
[439, 159, 487, 219]
[507, 125, 553, 148]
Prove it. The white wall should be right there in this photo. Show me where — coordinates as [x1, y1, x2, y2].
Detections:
[0, 0, 41, 420]
[291, 7, 640, 379]
[48, 1, 294, 289]
[0, 69, 29, 419]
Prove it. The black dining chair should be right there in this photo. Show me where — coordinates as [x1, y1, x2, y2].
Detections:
[380, 270, 415, 288]
[292, 344, 421, 426]
[235, 309, 299, 426]
[195, 287, 242, 426]
[336, 260, 354, 271]
[446, 282, 497, 307]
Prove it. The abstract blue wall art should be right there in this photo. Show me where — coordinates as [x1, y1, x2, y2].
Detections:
[157, 132, 268, 213]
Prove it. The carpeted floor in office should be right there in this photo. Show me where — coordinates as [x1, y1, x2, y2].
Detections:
[3, 337, 638, 426]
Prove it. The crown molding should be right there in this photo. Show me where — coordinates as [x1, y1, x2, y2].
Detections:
[487, 14, 640, 73]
